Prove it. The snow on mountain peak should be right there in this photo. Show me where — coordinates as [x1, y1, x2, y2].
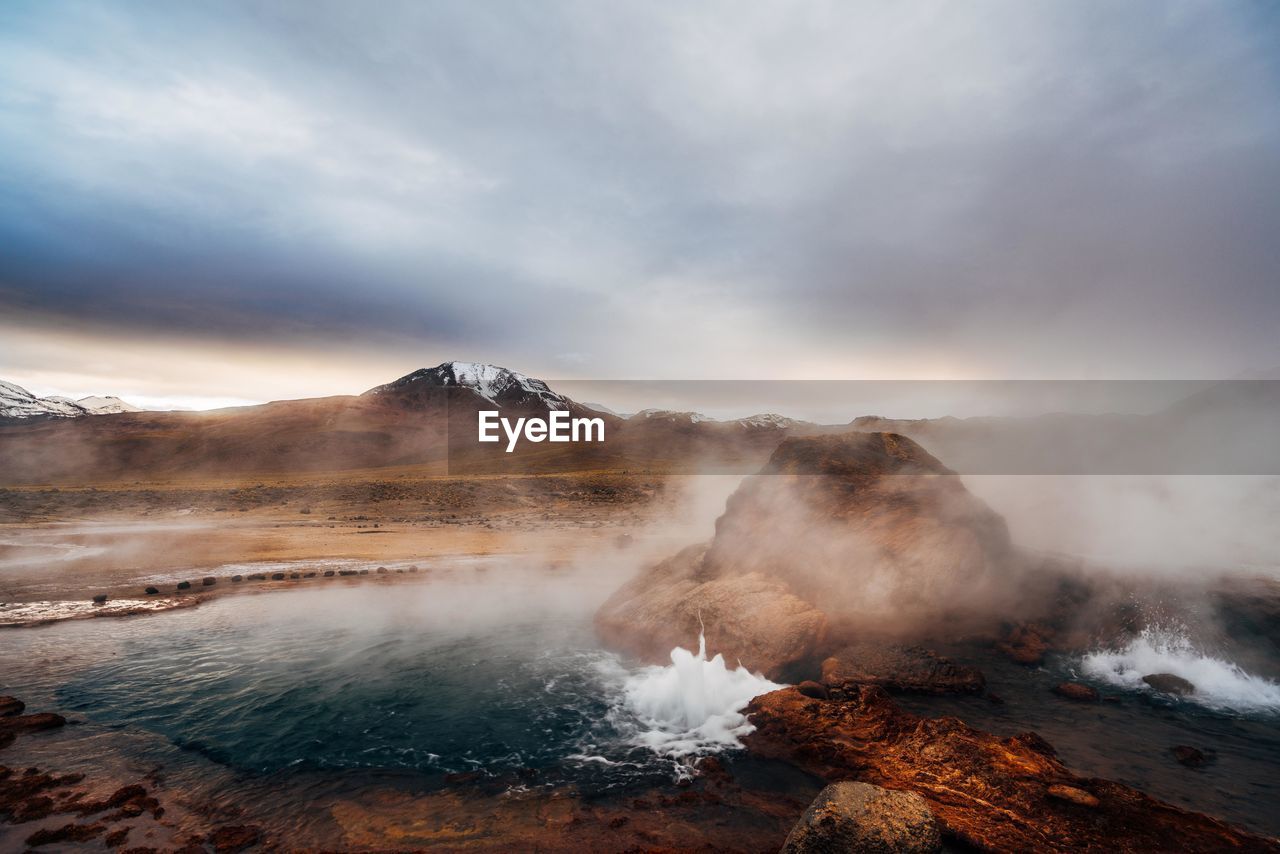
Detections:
[365, 362, 570, 409]
[0, 381, 143, 420]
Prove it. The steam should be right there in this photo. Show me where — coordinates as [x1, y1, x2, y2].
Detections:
[619, 630, 782, 758]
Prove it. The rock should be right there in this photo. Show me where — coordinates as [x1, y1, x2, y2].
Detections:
[104, 827, 130, 847]
[201, 576, 217, 586]
[376, 566, 388, 574]
[1051, 682, 1099, 702]
[271, 572, 286, 581]
[304, 571, 316, 578]
[289, 572, 301, 579]
[796, 681, 829, 700]
[209, 824, 262, 852]
[231, 575, 243, 583]
[781, 781, 941, 854]
[0, 713, 66, 732]
[996, 622, 1052, 665]
[176, 580, 191, 590]
[91, 594, 108, 604]
[745, 685, 1277, 852]
[821, 643, 985, 695]
[1172, 745, 1209, 767]
[0, 697, 25, 717]
[248, 573, 267, 581]
[1143, 673, 1195, 696]
[144, 586, 160, 595]
[595, 546, 828, 679]
[323, 570, 335, 577]
[359, 569, 369, 575]
[1047, 784, 1100, 808]
[25, 822, 104, 846]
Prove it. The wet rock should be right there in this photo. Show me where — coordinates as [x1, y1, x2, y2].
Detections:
[1047, 784, 1100, 808]
[105, 827, 131, 847]
[231, 575, 243, 583]
[0, 696, 24, 717]
[271, 572, 286, 581]
[339, 570, 357, 576]
[248, 573, 267, 581]
[1051, 682, 1099, 702]
[209, 824, 262, 852]
[1172, 745, 1210, 767]
[289, 572, 301, 579]
[144, 586, 159, 595]
[323, 570, 335, 577]
[176, 581, 191, 590]
[0, 732, 13, 749]
[25, 821, 104, 847]
[745, 685, 1276, 852]
[359, 569, 370, 575]
[201, 576, 217, 586]
[796, 681, 829, 700]
[781, 781, 941, 854]
[1143, 673, 1195, 696]
[821, 643, 985, 695]
[0, 713, 66, 732]
[376, 566, 388, 574]
[91, 594, 108, 604]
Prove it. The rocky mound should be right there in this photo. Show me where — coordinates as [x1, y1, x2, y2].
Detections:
[596, 432, 1022, 676]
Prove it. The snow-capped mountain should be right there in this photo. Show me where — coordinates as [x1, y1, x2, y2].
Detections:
[0, 381, 143, 420]
[363, 362, 572, 411]
[631, 409, 802, 430]
[75, 395, 144, 414]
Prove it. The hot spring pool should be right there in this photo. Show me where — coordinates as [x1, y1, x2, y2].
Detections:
[1, 565, 780, 802]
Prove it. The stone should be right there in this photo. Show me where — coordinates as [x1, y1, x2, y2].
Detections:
[176, 581, 191, 590]
[1047, 784, 1100, 808]
[0, 696, 24, 717]
[1171, 745, 1209, 767]
[1051, 682, 1099, 702]
[271, 573, 286, 581]
[1143, 673, 1195, 695]
[201, 576, 217, 586]
[821, 643, 985, 695]
[781, 781, 941, 853]
[796, 681, 829, 700]
[209, 824, 262, 852]
[0, 713, 66, 732]
[144, 586, 160, 595]
[91, 594, 108, 604]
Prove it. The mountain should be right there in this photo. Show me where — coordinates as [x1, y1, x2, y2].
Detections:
[1, 380, 144, 421]
[1, 381, 87, 420]
[364, 362, 574, 412]
[75, 395, 144, 415]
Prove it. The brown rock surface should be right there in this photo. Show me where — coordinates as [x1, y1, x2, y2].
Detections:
[595, 545, 827, 677]
[1051, 682, 1099, 702]
[744, 685, 1277, 853]
[821, 642, 985, 694]
[0, 697, 23, 717]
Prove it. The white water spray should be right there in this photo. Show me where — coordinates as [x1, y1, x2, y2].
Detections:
[1080, 626, 1280, 714]
[620, 631, 784, 758]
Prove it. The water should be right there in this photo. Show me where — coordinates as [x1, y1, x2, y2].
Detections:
[1080, 625, 1280, 713]
[0, 565, 785, 834]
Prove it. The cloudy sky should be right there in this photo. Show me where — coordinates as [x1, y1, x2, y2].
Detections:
[1, 1, 1277, 409]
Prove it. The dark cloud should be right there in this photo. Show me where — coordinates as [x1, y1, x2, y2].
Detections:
[0, 0, 1277, 392]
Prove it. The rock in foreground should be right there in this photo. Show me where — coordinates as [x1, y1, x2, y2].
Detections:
[745, 685, 1278, 853]
[781, 781, 941, 853]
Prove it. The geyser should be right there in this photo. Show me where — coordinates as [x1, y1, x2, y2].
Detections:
[621, 632, 783, 758]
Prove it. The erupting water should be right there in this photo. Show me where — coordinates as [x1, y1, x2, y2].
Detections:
[620, 633, 784, 757]
[1081, 626, 1280, 714]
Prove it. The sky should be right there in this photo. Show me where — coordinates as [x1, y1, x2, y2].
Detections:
[1, 1, 1278, 410]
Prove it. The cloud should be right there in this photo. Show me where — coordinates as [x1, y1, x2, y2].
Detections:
[0, 0, 1277, 401]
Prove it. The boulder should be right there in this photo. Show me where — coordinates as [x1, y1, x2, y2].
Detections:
[323, 570, 335, 577]
[176, 581, 191, 590]
[796, 681, 829, 700]
[996, 622, 1052, 665]
[271, 572, 286, 581]
[0, 696, 25, 717]
[1047, 784, 1100, 808]
[144, 586, 159, 595]
[1143, 673, 1195, 696]
[91, 594, 108, 604]
[231, 575, 243, 583]
[781, 781, 941, 853]
[1051, 682, 1099, 702]
[595, 546, 827, 678]
[201, 576, 217, 586]
[821, 643, 984, 694]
